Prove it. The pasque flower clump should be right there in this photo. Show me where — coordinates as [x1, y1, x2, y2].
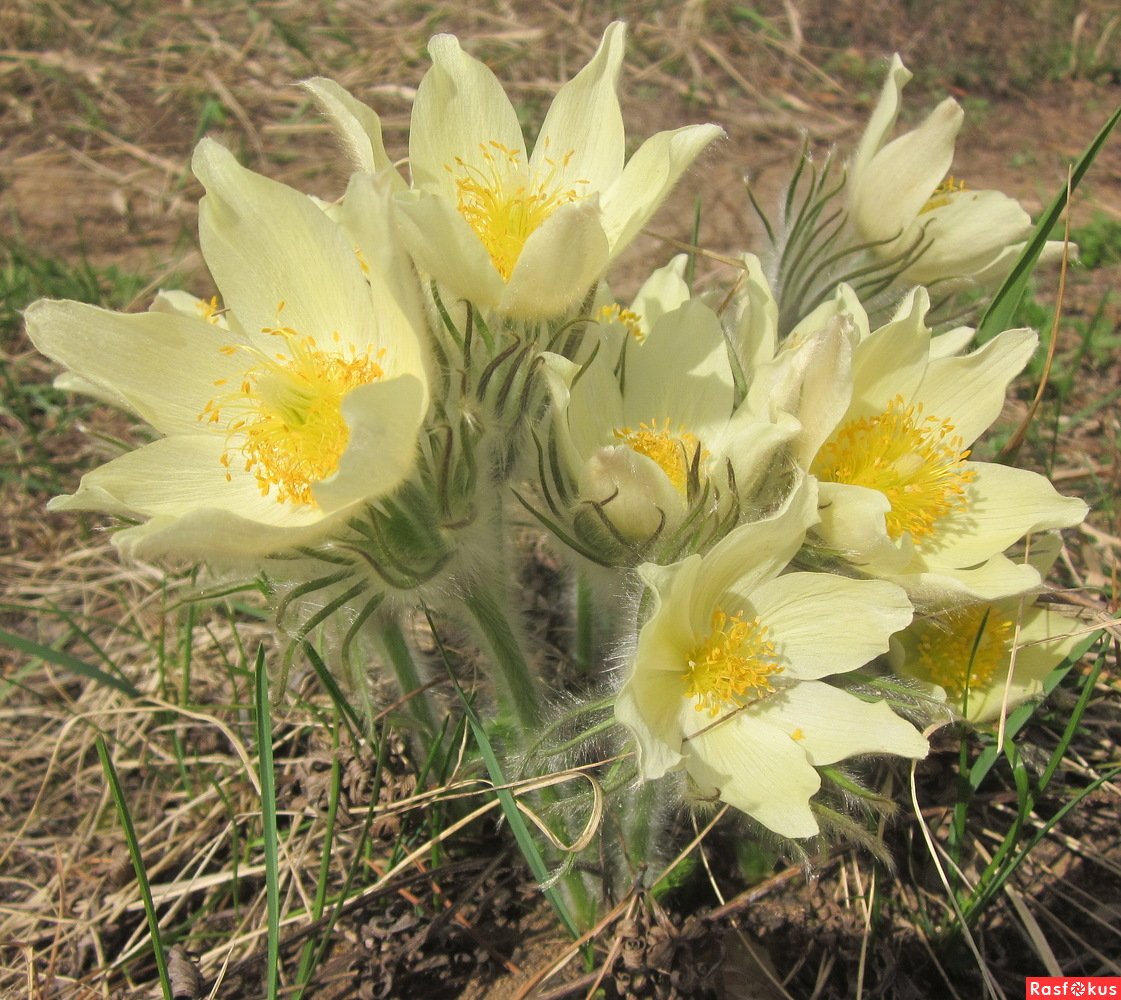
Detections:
[27, 25, 1090, 917]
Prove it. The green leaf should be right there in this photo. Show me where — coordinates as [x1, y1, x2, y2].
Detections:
[254, 646, 281, 1000]
[978, 102, 1121, 341]
[0, 627, 141, 699]
[96, 736, 173, 1000]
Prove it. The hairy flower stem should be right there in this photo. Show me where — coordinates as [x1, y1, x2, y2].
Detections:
[574, 571, 595, 676]
[378, 618, 438, 735]
[462, 583, 542, 732]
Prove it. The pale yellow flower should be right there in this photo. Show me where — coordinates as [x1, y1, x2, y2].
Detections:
[309, 24, 723, 318]
[849, 54, 1062, 288]
[891, 598, 1084, 724]
[800, 289, 1086, 602]
[27, 140, 428, 563]
[615, 480, 926, 838]
[543, 262, 795, 548]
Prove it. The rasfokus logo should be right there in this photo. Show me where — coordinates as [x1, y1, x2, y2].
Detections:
[1026, 978, 1121, 997]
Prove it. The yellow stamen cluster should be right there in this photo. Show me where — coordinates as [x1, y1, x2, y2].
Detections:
[683, 609, 782, 717]
[915, 605, 1014, 701]
[812, 394, 975, 541]
[597, 303, 645, 343]
[612, 419, 704, 494]
[921, 175, 967, 214]
[199, 318, 385, 507]
[197, 295, 225, 324]
[448, 140, 586, 281]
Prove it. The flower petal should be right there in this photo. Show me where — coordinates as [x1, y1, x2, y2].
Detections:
[903, 189, 1032, 286]
[852, 98, 963, 244]
[393, 189, 507, 308]
[25, 299, 245, 436]
[914, 328, 1036, 445]
[48, 436, 324, 527]
[758, 682, 928, 765]
[686, 713, 821, 837]
[193, 139, 378, 351]
[500, 197, 610, 317]
[302, 77, 400, 180]
[409, 33, 526, 194]
[745, 573, 913, 680]
[601, 123, 724, 255]
[311, 374, 426, 512]
[533, 21, 625, 191]
[918, 462, 1088, 566]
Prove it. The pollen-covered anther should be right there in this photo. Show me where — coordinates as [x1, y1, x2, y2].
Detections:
[916, 605, 1015, 700]
[812, 394, 976, 541]
[197, 295, 227, 324]
[199, 319, 385, 506]
[921, 175, 968, 214]
[683, 609, 782, 718]
[449, 140, 587, 281]
[613, 418, 705, 494]
[597, 303, 645, 343]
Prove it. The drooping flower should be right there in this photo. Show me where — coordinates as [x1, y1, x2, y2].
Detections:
[615, 479, 927, 838]
[309, 23, 723, 319]
[26, 139, 428, 563]
[797, 289, 1086, 602]
[541, 263, 795, 557]
[847, 54, 1063, 288]
[890, 598, 1084, 724]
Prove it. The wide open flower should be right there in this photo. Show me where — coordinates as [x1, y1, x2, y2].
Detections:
[615, 480, 926, 838]
[310, 23, 722, 319]
[803, 289, 1087, 602]
[542, 266, 795, 557]
[848, 54, 1060, 288]
[890, 598, 1084, 724]
[26, 140, 428, 563]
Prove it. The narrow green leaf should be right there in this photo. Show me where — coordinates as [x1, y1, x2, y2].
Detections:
[96, 736, 173, 1000]
[0, 626, 141, 698]
[978, 102, 1121, 341]
[254, 646, 281, 1000]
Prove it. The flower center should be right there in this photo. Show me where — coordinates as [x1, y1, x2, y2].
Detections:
[914, 605, 1014, 701]
[683, 609, 782, 717]
[199, 312, 385, 506]
[597, 303, 646, 343]
[612, 419, 704, 494]
[811, 394, 976, 541]
[449, 140, 584, 281]
[920, 175, 967, 214]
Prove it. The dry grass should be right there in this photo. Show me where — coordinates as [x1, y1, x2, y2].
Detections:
[3, 1, 1121, 997]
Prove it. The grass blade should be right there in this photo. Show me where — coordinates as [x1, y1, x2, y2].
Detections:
[254, 645, 281, 1000]
[95, 736, 173, 1000]
[978, 102, 1121, 341]
[1, 626, 141, 698]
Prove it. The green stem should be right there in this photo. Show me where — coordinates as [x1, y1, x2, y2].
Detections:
[379, 617, 438, 735]
[462, 583, 541, 731]
[574, 570, 594, 676]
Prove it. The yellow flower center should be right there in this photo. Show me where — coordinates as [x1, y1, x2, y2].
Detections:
[612, 419, 704, 494]
[448, 140, 585, 281]
[811, 394, 976, 541]
[199, 312, 385, 506]
[683, 609, 782, 717]
[920, 175, 967, 214]
[597, 303, 646, 343]
[914, 605, 1014, 701]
